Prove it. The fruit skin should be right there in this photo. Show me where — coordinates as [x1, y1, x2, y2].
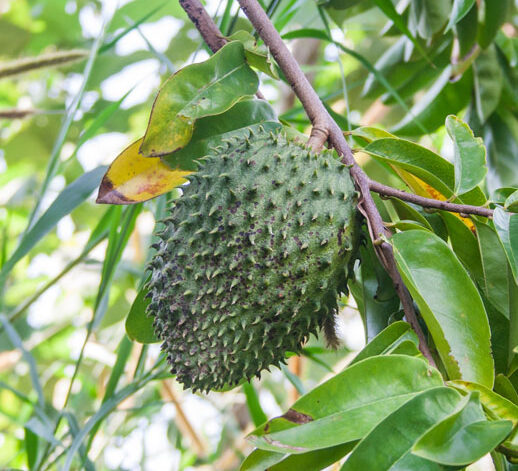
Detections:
[146, 128, 360, 392]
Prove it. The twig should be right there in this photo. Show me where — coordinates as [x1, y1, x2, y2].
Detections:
[236, 0, 435, 364]
[370, 181, 494, 218]
[179, 0, 436, 363]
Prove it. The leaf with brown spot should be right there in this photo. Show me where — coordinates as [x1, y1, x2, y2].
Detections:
[96, 138, 191, 205]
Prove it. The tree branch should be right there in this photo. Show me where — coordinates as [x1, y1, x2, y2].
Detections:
[179, 0, 436, 363]
[370, 181, 494, 218]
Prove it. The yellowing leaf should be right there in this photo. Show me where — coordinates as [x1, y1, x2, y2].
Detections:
[96, 138, 191, 204]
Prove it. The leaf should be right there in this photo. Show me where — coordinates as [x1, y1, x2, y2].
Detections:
[161, 100, 280, 171]
[391, 66, 473, 136]
[242, 382, 268, 427]
[125, 284, 159, 344]
[392, 230, 494, 387]
[412, 392, 513, 466]
[455, 3, 478, 58]
[364, 137, 487, 206]
[140, 41, 259, 156]
[408, 0, 450, 39]
[495, 374, 518, 405]
[505, 191, 518, 212]
[340, 387, 462, 471]
[440, 211, 483, 283]
[478, 0, 512, 49]
[227, 30, 278, 79]
[476, 220, 510, 319]
[370, 0, 431, 61]
[248, 355, 443, 453]
[0, 166, 106, 284]
[473, 45, 503, 123]
[241, 444, 353, 471]
[493, 208, 518, 284]
[350, 321, 419, 365]
[449, 380, 518, 454]
[96, 139, 191, 205]
[446, 115, 487, 196]
[447, 0, 476, 29]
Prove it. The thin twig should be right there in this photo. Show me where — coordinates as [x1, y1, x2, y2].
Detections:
[178, 0, 437, 363]
[370, 181, 493, 218]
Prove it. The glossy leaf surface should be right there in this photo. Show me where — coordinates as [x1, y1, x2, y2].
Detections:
[141, 41, 259, 156]
[446, 115, 487, 196]
[392, 230, 494, 387]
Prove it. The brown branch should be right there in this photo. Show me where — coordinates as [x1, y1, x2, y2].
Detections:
[370, 181, 494, 218]
[179, 0, 435, 364]
[236, 0, 435, 365]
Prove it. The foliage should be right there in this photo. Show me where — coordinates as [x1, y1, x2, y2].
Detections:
[1, 0, 518, 470]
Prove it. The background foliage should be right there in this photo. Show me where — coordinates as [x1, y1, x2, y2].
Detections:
[1, 0, 517, 470]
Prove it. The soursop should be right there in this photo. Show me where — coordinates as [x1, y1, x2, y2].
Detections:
[146, 128, 360, 392]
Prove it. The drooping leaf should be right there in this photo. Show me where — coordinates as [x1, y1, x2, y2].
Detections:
[370, 0, 431, 61]
[408, 0, 450, 39]
[447, 0, 476, 29]
[248, 355, 443, 453]
[446, 115, 487, 196]
[392, 230, 494, 387]
[364, 137, 487, 206]
[0, 166, 107, 283]
[340, 387, 463, 471]
[125, 284, 159, 344]
[477, 217, 516, 312]
[455, 2, 478, 57]
[478, 0, 512, 49]
[161, 100, 280, 171]
[391, 67, 473, 136]
[440, 211, 483, 283]
[140, 41, 259, 156]
[495, 374, 518, 405]
[473, 45, 503, 123]
[493, 207, 518, 284]
[412, 392, 513, 466]
[96, 139, 191, 204]
[227, 30, 278, 79]
[242, 382, 268, 427]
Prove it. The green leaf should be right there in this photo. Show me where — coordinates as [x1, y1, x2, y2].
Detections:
[227, 30, 278, 79]
[413, 392, 513, 466]
[0, 166, 107, 284]
[161, 100, 280, 171]
[447, 0, 476, 29]
[125, 284, 159, 344]
[248, 355, 443, 453]
[505, 191, 518, 212]
[391, 67, 473, 136]
[440, 211, 483, 283]
[364, 137, 487, 206]
[241, 444, 353, 471]
[473, 45, 503, 122]
[24, 426, 39, 470]
[350, 321, 419, 365]
[340, 387, 462, 471]
[479, 214, 517, 302]
[140, 41, 259, 156]
[449, 380, 518, 454]
[370, 0, 431, 61]
[349, 241, 399, 340]
[455, 3, 478, 58]
[495, 374, 518, 405]
[389, 198, 433, 230]
[478, 0, 512, 49]
[409, 0, 450, 39]
[392, 230, 494, 387]
[242, 382, 268, 427]
[446, 115, 487, 196]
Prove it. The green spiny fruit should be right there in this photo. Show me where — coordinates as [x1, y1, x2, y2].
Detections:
[146, 128, 360, 392]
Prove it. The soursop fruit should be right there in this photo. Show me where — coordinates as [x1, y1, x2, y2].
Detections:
[146, 128, 360, 392]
